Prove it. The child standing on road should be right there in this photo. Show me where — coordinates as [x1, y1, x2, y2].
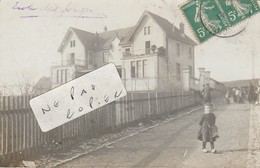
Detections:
[197, 103, 218, 153]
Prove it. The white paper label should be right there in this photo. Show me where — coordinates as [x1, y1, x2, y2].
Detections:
[30, 63, 127, 132]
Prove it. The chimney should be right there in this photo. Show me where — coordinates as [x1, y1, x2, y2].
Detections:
[179, 22, 184, 33]
[104, 26, 107, 32]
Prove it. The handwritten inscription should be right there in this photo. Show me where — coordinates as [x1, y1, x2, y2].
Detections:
[30, 63, 127, 132]
[12, 1, 36, 11]
[11, 1, 107, 19]
[40, 83, 122, 118]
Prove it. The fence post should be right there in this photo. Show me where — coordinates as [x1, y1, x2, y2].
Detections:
[156, 92, 159, 115]
[148, 92, 151, 116]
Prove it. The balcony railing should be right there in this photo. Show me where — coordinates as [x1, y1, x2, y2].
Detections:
[123, 47, 166, 57]
[61, 59, 87, 66]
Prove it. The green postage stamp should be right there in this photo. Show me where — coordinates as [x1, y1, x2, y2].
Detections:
[181, 0, 260, 43]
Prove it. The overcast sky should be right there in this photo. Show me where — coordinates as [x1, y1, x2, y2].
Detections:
[0, 0, 259, 87]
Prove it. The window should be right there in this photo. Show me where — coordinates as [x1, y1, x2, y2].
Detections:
[57, 70, 60, 83]
[147, 26, 151, 34]
[125, 48, 130, 56]
[69, 53, 75, 65]
[137, 60, 142, 78]
[61, 69, 64, 83]
[145, 41, 150, 54]
[144, 26, 151, 35]
[177, 43, 180, 56]
[131, 60, 148, 78]
[70, 40, 75, 47]
[88, 51, 94, 65]
[189, 47, 192, 59]
[189, 66, 192, 77]
[65, 69, 68, 82]
[143, 60, 147, 77]
[131, 61, 136, 78]
[103, 52, 109, 63]
[176, 63, 181, 80]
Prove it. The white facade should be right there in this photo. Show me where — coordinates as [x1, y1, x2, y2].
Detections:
[130, 15, 166, 55]
[167, 38, 195, 90]
[51, 11, 196, 92]
[60, 32, 86, 66]
[122, 12, 195, 91]
[123, 55, 158, 91]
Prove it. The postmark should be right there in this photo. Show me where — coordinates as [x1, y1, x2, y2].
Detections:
[180, 0, 259, 43]
[29, 63, 127, 132]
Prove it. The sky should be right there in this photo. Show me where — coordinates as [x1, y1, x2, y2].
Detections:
[0, 0, 259, 88]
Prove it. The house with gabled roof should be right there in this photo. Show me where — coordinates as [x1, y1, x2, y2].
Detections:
[51, 26, 133, 88]
[51, 10, 196, 91]
[121, 11, 196, 91]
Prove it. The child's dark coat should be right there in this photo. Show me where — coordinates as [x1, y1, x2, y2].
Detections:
[198, 113, 217, 142]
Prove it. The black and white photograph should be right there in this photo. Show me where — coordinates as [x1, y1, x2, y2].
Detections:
[0, 0, 260, 167]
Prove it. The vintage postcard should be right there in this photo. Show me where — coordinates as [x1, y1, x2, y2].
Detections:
[0, 0, 260, 167]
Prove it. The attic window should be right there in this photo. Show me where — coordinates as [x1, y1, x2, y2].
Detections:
[147, 26, 151, 34]
[144, 26, 151, 35]
[70, 40, 75, 47]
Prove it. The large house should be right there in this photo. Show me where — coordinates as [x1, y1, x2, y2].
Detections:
[51, 11, 196, 91]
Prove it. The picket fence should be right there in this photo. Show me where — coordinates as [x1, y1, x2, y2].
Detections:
[0, 91, 200, 163]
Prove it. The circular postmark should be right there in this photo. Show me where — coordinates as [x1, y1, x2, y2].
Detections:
[214, 21, 248, 38]
[198, 0, 251, 38]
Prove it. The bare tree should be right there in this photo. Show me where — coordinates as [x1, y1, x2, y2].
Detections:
[15, 73, 35, 95]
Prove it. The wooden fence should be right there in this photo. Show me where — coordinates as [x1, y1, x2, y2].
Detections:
[0, 91, 201, 164]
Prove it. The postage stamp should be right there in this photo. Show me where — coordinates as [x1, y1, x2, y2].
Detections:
[181, 0, 260, 43]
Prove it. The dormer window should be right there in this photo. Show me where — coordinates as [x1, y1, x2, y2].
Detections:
[70, 40, 75, 47]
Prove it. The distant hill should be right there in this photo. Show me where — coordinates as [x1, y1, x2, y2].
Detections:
[222, 78, 260, 88]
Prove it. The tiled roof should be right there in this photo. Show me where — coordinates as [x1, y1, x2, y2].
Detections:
[146, 11, 196, 45]
[71, 28, 96, 49]
[99, 27, 134, 48]
[59, 10, 196, 52]
[71, 27, 134, 49]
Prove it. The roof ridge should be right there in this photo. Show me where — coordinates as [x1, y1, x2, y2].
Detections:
[146, 11, 172, 24]
[71, 27, 95, 35]
[98, 26, 134, 35]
